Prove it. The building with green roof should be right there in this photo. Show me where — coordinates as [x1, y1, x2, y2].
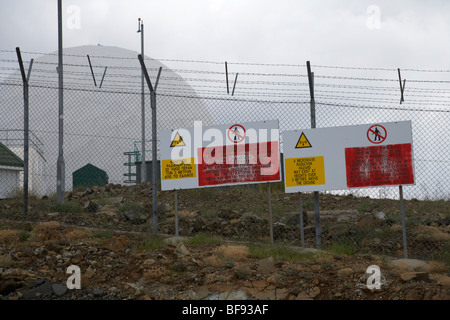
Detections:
[0, 142, 24, 198]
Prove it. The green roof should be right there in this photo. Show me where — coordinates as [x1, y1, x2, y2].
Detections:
[0, 142, 24, 168]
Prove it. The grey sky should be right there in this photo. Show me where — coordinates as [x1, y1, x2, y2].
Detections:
[1, 0, 450, 69]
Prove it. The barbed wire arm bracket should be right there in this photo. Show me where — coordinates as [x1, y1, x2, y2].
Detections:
[87, 54, 97, 87]
[398, 68, 406, 104]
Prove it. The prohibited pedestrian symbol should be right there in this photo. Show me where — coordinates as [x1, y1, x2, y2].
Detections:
[367, 124, 387, 144]
[227, 124, 246, 143]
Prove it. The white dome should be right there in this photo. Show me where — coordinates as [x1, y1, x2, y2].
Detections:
[0, 45, 214, 194]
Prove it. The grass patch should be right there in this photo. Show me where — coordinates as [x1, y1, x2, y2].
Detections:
[356, 201, 375, 213]
[249, 244, 316, 262]
[118, 202, 144, 213]
[136, 237, 166, 252]
[48, 201, 81, 213]
[326, 240, 357, 256]
[185, 232, 223, 246]
[92, 230, 114, 240]
[18, 230, 31, 242]
[200, 209, 221, 219]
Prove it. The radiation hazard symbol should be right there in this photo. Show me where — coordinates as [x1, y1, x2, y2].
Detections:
[295, 132, 312, 149]
[170, 132, 185, 147]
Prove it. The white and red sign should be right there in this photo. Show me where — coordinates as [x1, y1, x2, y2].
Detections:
[160, 120, 281, 191]
[283, 121, 415, 193]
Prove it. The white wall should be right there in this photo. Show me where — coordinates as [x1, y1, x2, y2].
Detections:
[0, 167, 21, 199]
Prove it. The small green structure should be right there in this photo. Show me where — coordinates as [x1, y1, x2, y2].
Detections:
[72, 163, 108, 189]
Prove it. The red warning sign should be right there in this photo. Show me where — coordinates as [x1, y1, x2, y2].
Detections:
[227, 124, 246, 144]
[345, 143, 414, 188]
[197, 142, 280, 186]
[367, 124, 387, 144]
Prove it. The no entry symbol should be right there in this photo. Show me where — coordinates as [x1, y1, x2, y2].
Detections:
[367, 124, 387, 144]
[228, 124, 246, 143]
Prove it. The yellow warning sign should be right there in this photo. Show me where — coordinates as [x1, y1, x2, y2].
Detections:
[295, 132, 312, 149]
[170, 132, 185, 147]
[285, 156, 325, 187]
[162, 158, 196, 180]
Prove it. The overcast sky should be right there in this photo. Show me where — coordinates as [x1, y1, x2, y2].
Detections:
[1, 0, 450, 69]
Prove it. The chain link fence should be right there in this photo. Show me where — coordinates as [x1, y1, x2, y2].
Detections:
[0, 51, 449, 262]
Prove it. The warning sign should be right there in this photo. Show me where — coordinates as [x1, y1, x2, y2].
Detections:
[295, 132, 312, 149]
[197, 142, 280, 186]
[170, 132, 185, 147]
[162, 158, 196, 180]
[160, 120, 281, 191]
[345, 144, 414, 188]
[367, 124, 387, 144]
[227, 124, 246, 144]
[283, 121, 414, 193]
[285, 156, 325, 187]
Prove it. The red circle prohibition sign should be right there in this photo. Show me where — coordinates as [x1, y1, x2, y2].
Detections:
[228, 124, 246, 143]
[367, 124, 387, 144]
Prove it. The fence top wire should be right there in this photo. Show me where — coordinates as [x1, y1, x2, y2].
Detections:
[1, 48, 450, 109]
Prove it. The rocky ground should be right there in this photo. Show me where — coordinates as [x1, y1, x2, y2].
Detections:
[0, 183, 449, 301]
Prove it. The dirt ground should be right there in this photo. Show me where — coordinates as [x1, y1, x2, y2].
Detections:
[0, 183, 449, 301]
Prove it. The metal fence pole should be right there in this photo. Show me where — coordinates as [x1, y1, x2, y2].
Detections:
[15, 47, 29, 221]
[307, 61, 321, 248]
[138, 19, 147, 183]
[56, 0, 65, 203]
[138, 54, 161, 234]
[151, 90, 158, 233]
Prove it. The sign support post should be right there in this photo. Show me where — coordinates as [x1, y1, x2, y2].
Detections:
[399, 185, 408, 258]
[175, 190, 179, 237]
[299, 192, 305, 247]
[268, 183, 274, 244]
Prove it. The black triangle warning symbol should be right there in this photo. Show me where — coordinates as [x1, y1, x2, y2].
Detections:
[295, 132, 312, 149]
[170, 132, 185, 147]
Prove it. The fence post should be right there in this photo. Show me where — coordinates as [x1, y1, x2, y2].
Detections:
[138, 54, 162, 234]
[15, 47, 29, 221]
[56, 0, 65, 203]
[307, 61, 321, 248]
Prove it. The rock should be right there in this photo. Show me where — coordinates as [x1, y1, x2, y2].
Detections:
[157, 202, 171, 214]
[391, 259, 428, 271]
[309, 287, 320, 298]
[0, 278, 22, 295]
[102, 235, 129, 252]
[20, 280, 53, 299]
[92, 288, 104, 297]
[257, 257, 275, 274]
[123, 209, 146, 224]
[337, 268, 354, 277]
[357, 216, 377, 228]
[374, 211, 387, 220]
[52, 283, 68, 297]
[327, 224, 349, 238]
[240, 212, 263, 222]
[400, 272, 430, 282]
[174, 243, 190, 258]
[83, 200, 99, 213]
